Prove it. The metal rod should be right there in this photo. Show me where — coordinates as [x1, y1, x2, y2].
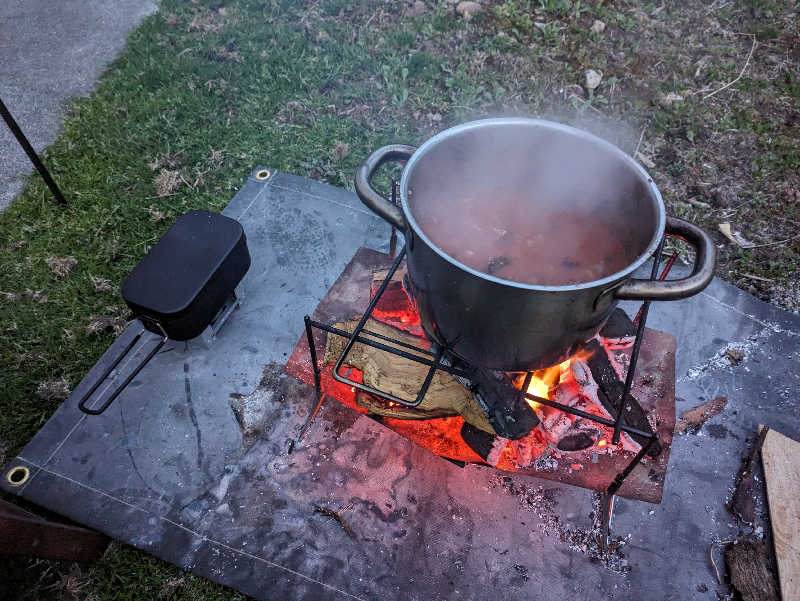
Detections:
[351, 325, 434, 356]
[0, 97, 67, 206]
[296, 392, 327, 444]
[611, 236, 666, 444]
[389, 180, 399, 259]
[310, 319, 473, 379]
[598, 493, 614, 549]
[606, 434, 656, 496]
[634, 250, 678, 324]
[78, 322, 167, 415]
[524, 392, 654, 439]
[304, 315, 321, 398]
[415, 344, 444, 405]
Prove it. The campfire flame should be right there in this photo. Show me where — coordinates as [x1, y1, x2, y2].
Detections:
[303, 268, 643, 474]
[523, 360, 567, 407]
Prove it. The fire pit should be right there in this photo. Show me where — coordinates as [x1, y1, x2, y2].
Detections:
[286, 245, 678, 516]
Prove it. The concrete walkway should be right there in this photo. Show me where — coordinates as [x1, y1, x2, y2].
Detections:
[0, 0, 157, 210]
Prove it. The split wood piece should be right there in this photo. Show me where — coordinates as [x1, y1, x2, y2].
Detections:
[354, 390, 454, 421]
[583, 339, 662, 457]
[0, 499, 109, 561]
[446, 356, 539, 440]
[728, 426, 769, 524]
[761, 426, 800, 601]
[675, 396, 728, 434]
[598, 308, 637, 339]
[724, 535, 779, 601]
[370, 265, 407, 291]
[323, 318, 495, 434]
[313, 505, 355, 539]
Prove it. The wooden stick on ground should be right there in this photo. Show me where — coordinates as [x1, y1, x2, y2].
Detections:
[761, 426, 800, 601]
[728, 425, 770, 524]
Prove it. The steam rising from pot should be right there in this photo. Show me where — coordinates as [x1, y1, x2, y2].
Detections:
[406, 120, 656, 286]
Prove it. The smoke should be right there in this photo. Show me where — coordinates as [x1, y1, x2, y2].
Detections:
[406, 117, 659, 283]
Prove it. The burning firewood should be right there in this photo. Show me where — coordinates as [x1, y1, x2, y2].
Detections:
[583, 339, 662, 457]
[323, 318, 496, 435]
[444, 356, 540, 440]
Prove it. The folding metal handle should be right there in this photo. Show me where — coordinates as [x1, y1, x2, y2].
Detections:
[614, 217, 716, 301]
[78, 319, 167, 415]
[354, 144, 416, 230]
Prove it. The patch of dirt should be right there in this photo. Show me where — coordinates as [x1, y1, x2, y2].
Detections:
[36, 376, 71, 401]
[90, 276, 113, 292]
[153, 169, 182, 197]
[86, 307, 129, 337]
[45, 256, 77, 277]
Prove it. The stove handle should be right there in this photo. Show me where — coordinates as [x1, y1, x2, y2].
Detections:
[355, 144, 416, 231]
[78, 318, 167, 415]
[614, 217, 716, 301]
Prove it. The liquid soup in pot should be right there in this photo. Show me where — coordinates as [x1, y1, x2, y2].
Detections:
[412, 192, 631, 286]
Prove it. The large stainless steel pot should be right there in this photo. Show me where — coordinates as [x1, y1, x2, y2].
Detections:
[356, 118, 715, 371]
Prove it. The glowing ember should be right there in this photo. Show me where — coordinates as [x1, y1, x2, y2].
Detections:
[298, 264, 646, 477]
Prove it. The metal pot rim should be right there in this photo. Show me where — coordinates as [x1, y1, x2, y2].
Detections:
[399, 117, 667, 292]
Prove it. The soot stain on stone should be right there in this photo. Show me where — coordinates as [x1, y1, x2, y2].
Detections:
[705, 423, 728, 439]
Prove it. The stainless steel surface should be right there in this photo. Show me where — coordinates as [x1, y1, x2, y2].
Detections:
[615, 217, 716, 300]
[356, 118, 715, 370]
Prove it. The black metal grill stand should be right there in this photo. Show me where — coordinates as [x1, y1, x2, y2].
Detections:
[302, 230, 670, 547]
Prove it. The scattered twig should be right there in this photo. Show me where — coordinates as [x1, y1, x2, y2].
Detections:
[633, 122, 648, 157]
[685, 197, 712, 209]
[703, 35, 756, 100]
[728, 426, 769, 524]
[741, 273, 774, 283]
[710, 539, 734, 584]
[675, 397, 728, 433]
[313, 504, 355, 539]
[94, 205, 120, 236]
[745, 232, 800, 249]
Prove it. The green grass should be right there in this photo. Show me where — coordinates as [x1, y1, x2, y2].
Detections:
[1, 0, 798, 597]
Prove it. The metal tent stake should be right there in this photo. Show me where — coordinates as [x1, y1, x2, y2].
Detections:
[0, 97, 67, 206]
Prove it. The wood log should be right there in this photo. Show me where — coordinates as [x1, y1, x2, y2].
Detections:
[323, 319, 495, 434]
[583, 339, 661, 456]
[728, 426, 769, 524]
[446, 356, 539, 440]
[724, 536, 779, 601]
[598, 307, 637, 338]
[675, 396, 728, 433]
[761, 427, 800, 601]
[370, 265, 407, 291]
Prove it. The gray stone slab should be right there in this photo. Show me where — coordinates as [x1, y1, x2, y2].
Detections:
[0, 0, 157, 210]
[3, 170, 799, 601]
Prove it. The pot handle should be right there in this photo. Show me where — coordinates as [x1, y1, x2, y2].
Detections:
[614, 217, 716, 301]
[355, 144, 416, 230]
